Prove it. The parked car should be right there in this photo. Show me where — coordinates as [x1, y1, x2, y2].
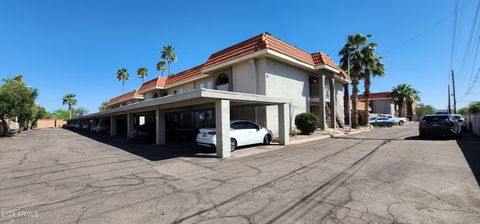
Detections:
[128, 123, 155, 142]
[93, 121, 110, 133]
[452, 114, 466, 131]
[196, 120, 273, 151]
[165, 120, 198, 140]
[370, 117, 394, 127]
[419, 114, 461, 139]
[379, 114, 408, 125]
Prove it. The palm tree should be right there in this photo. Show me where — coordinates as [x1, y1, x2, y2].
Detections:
[406, 88, 420, 121]
[339, 34, 375, 128]
[161, 45, 176, 77]
[62, 93, 77, 119]
[98, 101, 108, 112]
[13, 74, 25, 84]
[136, 67, 148, 83]
[156, 60, 166, 77]
[361, 46, 385, 126]
[391, 84, 419, 118]
[116, 68, 129, 94]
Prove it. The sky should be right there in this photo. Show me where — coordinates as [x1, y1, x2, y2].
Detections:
[0, 0, 478, 113]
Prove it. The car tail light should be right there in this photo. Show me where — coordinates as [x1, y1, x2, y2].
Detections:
[207, 131, 216, 135]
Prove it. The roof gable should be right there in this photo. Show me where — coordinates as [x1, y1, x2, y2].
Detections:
[107, 89, 144, 106]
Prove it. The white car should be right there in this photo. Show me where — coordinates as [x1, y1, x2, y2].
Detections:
[196, 120, 273, 151]
[378, 114, 408, 125]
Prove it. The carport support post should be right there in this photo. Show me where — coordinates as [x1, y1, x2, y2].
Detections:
[215, 99, 231, 158]
[329, 75, 336, 129]
[155, 108, 165, 145]
[318, 73, 326, 130]
[127, 112, 133, 137]
[110, 115, 117, 136]
[278, 103, 289, 145]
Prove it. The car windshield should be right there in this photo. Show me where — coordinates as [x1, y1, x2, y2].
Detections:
[369, 117, 377, 121]
[453, 115, 463, 121]
[422, 116, 449, 123]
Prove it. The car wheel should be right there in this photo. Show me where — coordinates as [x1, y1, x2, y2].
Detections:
[230, 138, 237, 152]
[263, 134, 271, 145]
[387, 123, 392, 127]
[399, 120, 404, 126]
[419, 132, 425, 139]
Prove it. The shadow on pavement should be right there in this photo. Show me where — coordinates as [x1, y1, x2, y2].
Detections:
[456, 132, 480, 186]
[64, 128, 218, 161]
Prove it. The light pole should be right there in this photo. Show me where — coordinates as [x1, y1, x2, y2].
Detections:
[348, 55, 352, 131]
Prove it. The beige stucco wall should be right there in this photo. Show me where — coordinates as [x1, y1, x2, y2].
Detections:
[36, 119, 66, 128]
[264, 58, 311, 134]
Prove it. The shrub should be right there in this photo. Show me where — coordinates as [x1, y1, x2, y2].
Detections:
[294, 113, 319, 135]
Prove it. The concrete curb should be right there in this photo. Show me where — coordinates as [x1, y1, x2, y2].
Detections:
[290, 135, 331, 145]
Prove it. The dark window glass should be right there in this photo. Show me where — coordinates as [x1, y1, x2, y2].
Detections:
[422, 116, 450, 123]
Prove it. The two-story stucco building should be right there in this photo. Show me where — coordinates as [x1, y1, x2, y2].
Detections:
[70, 32, 350, 158]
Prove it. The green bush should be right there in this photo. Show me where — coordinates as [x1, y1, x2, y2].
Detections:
[294, 113, 319, 135]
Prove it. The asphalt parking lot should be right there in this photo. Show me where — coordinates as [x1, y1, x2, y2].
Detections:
[0, 123, 479, 224]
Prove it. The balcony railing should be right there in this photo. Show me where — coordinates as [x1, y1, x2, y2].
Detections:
[309, 84, 330, 99]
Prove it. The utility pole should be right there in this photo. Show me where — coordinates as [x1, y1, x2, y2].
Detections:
[448, 85, 451, 114]
[451, 70, 457, 114]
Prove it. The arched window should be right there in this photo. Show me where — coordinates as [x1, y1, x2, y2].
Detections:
[152, 92, 159, 98]
[216, 73, 229, 91]
[216, 73, 229, 86]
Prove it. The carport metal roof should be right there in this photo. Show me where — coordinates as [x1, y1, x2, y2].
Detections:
[70, 89, 291, 120]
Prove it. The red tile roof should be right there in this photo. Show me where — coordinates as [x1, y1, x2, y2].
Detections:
[138, 77, 167, 93]
[107, 89, 144, 106]
[165, 64, 204, 86]
[358, 92, 393, 100]
[203, 32, 348, 80]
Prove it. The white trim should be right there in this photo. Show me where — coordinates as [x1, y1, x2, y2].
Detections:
[265, 49, 316, 70]
[315, 64, 340, 74]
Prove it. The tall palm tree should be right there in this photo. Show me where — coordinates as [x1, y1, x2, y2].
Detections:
[136, 67, 148, 83]
[361, 46, 385, 126]
[98, 101, 108, 112]
[406, 88, 420, 121]
[116, 68, 129, 94]
[339, 34, 374, 128]
[161, 45, 176, 77]
[156, 60, 166, 77]
[62, 93, 77, 119]
[391, 84, 418, 118]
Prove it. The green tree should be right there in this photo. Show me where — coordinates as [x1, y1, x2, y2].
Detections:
[415, 103, 435, 118]
[136, 67, 148, 83]
[468, 101, 480, 114]
[46, 109, 70, 119]
[360, 42, 385, 126]
[458, 107, 469, 115]
[161, 45, 176, 77]
[156, 60, 166, 77]
[0, 76, 38, 132]
[405, 88, 420, 120]
[99, 101, 108, 112]
[339, 34, 378, 128]
[391, 84, 418, 118]
[73, 107, 88, 118]
[29, 105, 47, 128]
[62, 93, 77, 119]
[116, 68, 129, 94]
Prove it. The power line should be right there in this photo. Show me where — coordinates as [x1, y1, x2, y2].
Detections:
[385, 0, 473, 54]
[459, 0, 480, 84]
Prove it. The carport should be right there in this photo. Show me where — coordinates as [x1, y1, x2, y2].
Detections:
[70, 89, 291, 158]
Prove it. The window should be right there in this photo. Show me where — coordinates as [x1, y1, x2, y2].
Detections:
[152, 92, 159, 98]
[216, 73, 229, 86]
[231, 121, 258, 130]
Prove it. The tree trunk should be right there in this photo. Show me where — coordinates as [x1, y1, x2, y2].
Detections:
[343, 84, 350, 125]
[351, 75, 360, 129]
[69, 105, 72, 119]
[398, 99, 404, 117]
[406, 102, 413, 121]
[168, 61, 171, 76]
[0, 116, 9, 136]
[364, 76, 371, 126]
[122, 78, 125, 94]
